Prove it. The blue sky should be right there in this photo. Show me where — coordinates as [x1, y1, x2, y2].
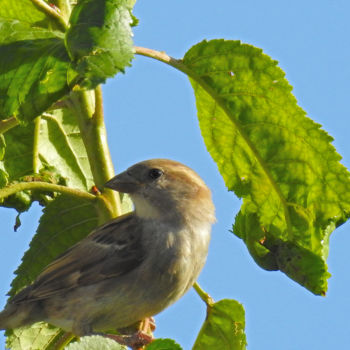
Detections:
[1, 1, 350, 349]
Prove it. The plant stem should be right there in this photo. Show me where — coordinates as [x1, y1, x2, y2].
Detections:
[193, 282, 215, 307]
[0, 117, 19, 134]
[0, 182, 96, 202]
[54, 332, 76, 350]
[55, 0, 71, 22]
[33, 116, 41, 174]
[69, 88, 122, 220]
[30, 0, 68, 31]
[134, 46, 184, 72]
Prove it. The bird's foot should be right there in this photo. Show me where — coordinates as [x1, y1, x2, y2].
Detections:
[141, 316, 156, 332]
[105, 331, 153, 350]
[91, 317, 156, 349]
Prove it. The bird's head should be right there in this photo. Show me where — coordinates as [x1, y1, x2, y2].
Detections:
[105, 159, 215, 222]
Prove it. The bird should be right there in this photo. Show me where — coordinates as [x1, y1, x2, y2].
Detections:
[0, 159, 215, 346]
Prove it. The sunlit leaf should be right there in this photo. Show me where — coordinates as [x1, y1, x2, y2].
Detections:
[6, 322, 63, 350]
[0, 0, 60, 29]
[65, 335, 126, 350]
[9, 195, 99, 297]
[0, 105, 94, 212]
[146, 339, 182, 350]
[183, 39, 350, 294]
[193, 299, 246, 350]
[0, 20, 70, 122]
[65, 0, 135, 89]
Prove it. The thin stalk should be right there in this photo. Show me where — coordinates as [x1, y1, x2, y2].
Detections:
[0, 117, 19, 134]
[94, 86, 122, 217]
[68, 88, 122, 219]
[0, 182, 96, 202]
[55, 332, 76, 350]
[134, 46, 182, 71]
[55, 0, 71, 21]
[33, 116, 41, 174]
[193, 282, 214, 307]
[30, 0, 68, 31]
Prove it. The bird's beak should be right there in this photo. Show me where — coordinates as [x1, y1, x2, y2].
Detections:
[104, 171, 141, 193]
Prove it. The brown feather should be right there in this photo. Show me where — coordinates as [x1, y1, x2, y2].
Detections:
[11, 213, 145, 303]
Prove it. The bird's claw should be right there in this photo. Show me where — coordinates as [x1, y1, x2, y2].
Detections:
[105, 331, 153, 349]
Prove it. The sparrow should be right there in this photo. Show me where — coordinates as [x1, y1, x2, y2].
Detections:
[0, 159, 215, 343]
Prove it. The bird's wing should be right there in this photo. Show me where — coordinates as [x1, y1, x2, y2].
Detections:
[12, 212, 145, 303]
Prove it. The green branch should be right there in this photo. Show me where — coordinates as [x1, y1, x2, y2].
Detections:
[134, 46, 184, 72]
[0, 182, 96, 202]
[55, 0, 71, 21]
[0, 117, 19, 134]
[54, 332, 76, 350]
[134, 46, 293, 236]
[30, 0, 68, 31]
[33, 116, 41, 174]
[68, 89, 122, 219]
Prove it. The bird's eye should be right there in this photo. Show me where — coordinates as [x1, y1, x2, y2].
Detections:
[148, 168, 163, 180]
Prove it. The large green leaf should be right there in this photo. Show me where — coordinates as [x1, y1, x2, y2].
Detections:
[146, 339, 183, 350]
[193, 299, 246, 350]
[38, 108, 94, 190]
[0, 104, 94, 212]
[0, 19, 70, 122]
[65, 0, 135, 89]
[2, 122, 35, 183]
[65, 335, 126, 350]
[6, 319, 130, 350]
[4, 108, 93, 189]
[0, 0, 59, 29]
[9, 195, 99, 297]
[6, 322, 64, 350]
[183, 39, 350, 295]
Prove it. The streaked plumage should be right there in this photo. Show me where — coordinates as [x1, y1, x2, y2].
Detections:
[0, 159, 215, 337]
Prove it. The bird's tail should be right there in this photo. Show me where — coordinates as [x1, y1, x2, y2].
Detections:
[0, 303, 32, 330]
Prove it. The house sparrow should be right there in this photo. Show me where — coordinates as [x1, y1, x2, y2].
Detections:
[0, 159, 215, 342]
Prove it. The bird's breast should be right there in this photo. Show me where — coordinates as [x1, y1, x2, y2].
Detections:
[142, 220, 211, 301]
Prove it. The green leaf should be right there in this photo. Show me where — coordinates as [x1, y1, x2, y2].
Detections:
[65, 0, 135, 89]
[0, 19, 64, 45]
[183, 39, 350, 295]
[3, 108, 93, 189]
[65, 335, 127, 350]
[0, 19, 70, 122]
[8, 195, 99, 297]
[38, 108, 94, 190]
[6, 322, 64, 350]
[0, 0, 59, 29]
[1, 122, 35, 184]
[0, 105, 94, 212]
[193, 299, 246, 350]
[146, 339, 183, 350]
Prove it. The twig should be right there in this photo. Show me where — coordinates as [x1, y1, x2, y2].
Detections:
[193, 282, 215, 307]
[33, 116, 41, 173]
[54, 332, 76, 350]
[0, 181, 96, 202]
[68, 89, 121, 220]
[0, 117, 19, 134]
[30, 0, 68, 30]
